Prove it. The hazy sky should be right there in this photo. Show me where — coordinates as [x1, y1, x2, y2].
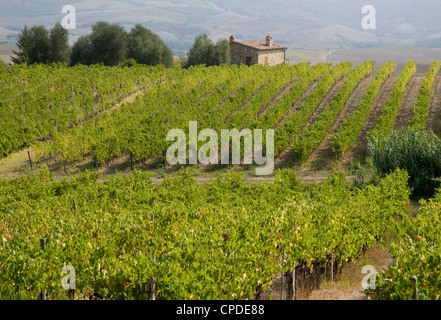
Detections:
[1, 0, 440, 51]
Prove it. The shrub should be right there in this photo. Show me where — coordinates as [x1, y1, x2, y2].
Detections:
[367, 128, 441, 197]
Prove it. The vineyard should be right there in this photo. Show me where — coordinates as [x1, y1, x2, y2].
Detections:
[1, 60, 441, 300]
[0, 60, 440, 174]
[0, 168, 410, 299]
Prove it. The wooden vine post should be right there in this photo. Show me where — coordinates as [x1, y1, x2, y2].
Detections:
[28, 151, 33, 171]
[147, 277, 156, 300]
[40, 238, 47, 300]
[281, 245, 285, 300]
[331, 253, 334, 283]
[292, 266, 296, 300]
[162, 149, 166, 169]
[409, 275, 418, 300]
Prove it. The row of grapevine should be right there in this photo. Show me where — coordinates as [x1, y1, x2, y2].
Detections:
[0, 167, 410, 299]
[125, 64, 261, 161]
[367, 190, 441, 300]
[0, 63, 168, 157]
[332, 62, 397, 158]
[33, 64, 241, 163]
[222, 64, 312, 130]
[292, 61, 375, 162]
[7, 60, 438, 173]
[410, 60, 441, 129]
[191, 63, 331, 158]
[247, 63, 331, 131]
[272, 62, 353, 156]
[164, 63, 308, 155]
[198, 63, 311, 130]
[33, 63, 306, 166]
[368, 61, 417, 141]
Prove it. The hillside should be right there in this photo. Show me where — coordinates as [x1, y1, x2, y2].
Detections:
[2, 61, 441, 302]
[0, 60, 440, 183]
[2, 0, 441, 54]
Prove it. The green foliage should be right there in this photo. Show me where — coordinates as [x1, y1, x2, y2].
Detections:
[368, 61, 416, 140]
[11, 25, 30, 64]
[13, 24, 70, 65]
[293, 61, 374, 162]
[30, 63, 307, 164]
[127, 24, 173, 67]
[213, 39, 231, 65]
[349, 160, 367, 189]
[0, 168, 410, 299]
[88, 21, 128, 66]
[410, 60, 441, 129]
[186, 34, 215, 67]
[49, 23, 70, 64]
[14, 22, 172, 68]
[367, 188, 441, 300]
[367, 128, 441, 197]
[333, 62, 397, 158]
[271, 62, 350, 157]
[70, 36, 93, 66]
[0, 63, 166, 157]
[118, 58, 137, 68]
[27, 25, 51, 64]
[185, 34, 231, 67]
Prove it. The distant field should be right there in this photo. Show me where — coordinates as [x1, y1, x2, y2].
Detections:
[3, 43, 441, 69]
[0, 43, 16, 64]
[286, 47, 441, 73]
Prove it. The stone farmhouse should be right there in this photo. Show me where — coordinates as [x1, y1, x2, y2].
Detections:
[229, 35, 287, 66]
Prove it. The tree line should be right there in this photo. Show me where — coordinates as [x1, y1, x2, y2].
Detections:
[11, 22, 231, 68]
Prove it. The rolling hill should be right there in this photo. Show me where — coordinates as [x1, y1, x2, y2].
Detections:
[1, 0, 441, 54]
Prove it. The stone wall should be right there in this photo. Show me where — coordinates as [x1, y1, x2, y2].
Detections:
[257, 50, 286, 66]
[230, 42, 285, 66]
[230, 42, 258, 65]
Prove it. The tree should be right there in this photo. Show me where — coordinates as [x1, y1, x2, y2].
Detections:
[70, 35, 92, 65]
[127, 24, 173, 67]
[11, 25, 31, 64]
[186, 34, 215, 67]
[50, 23, 70, 64]
[186, 34, 231, 67]
[89, 21, 127, 66]
[27, 25, 51, 64]
[13, 24, 70, 65]
[213, 39, 231, 65]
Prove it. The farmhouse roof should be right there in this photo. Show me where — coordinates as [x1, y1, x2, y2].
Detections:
[230, 35, 287, 51]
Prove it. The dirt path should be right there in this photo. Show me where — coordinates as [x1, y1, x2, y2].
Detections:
[393, 74, 425, 129]
[338, 75, 398, 168]
[274, 74, 348, 168]
[427, 76, 441, 136]
[263, 243, 394, 300]
[0, 148, 33, 178]
[304, 74, 374, 170]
